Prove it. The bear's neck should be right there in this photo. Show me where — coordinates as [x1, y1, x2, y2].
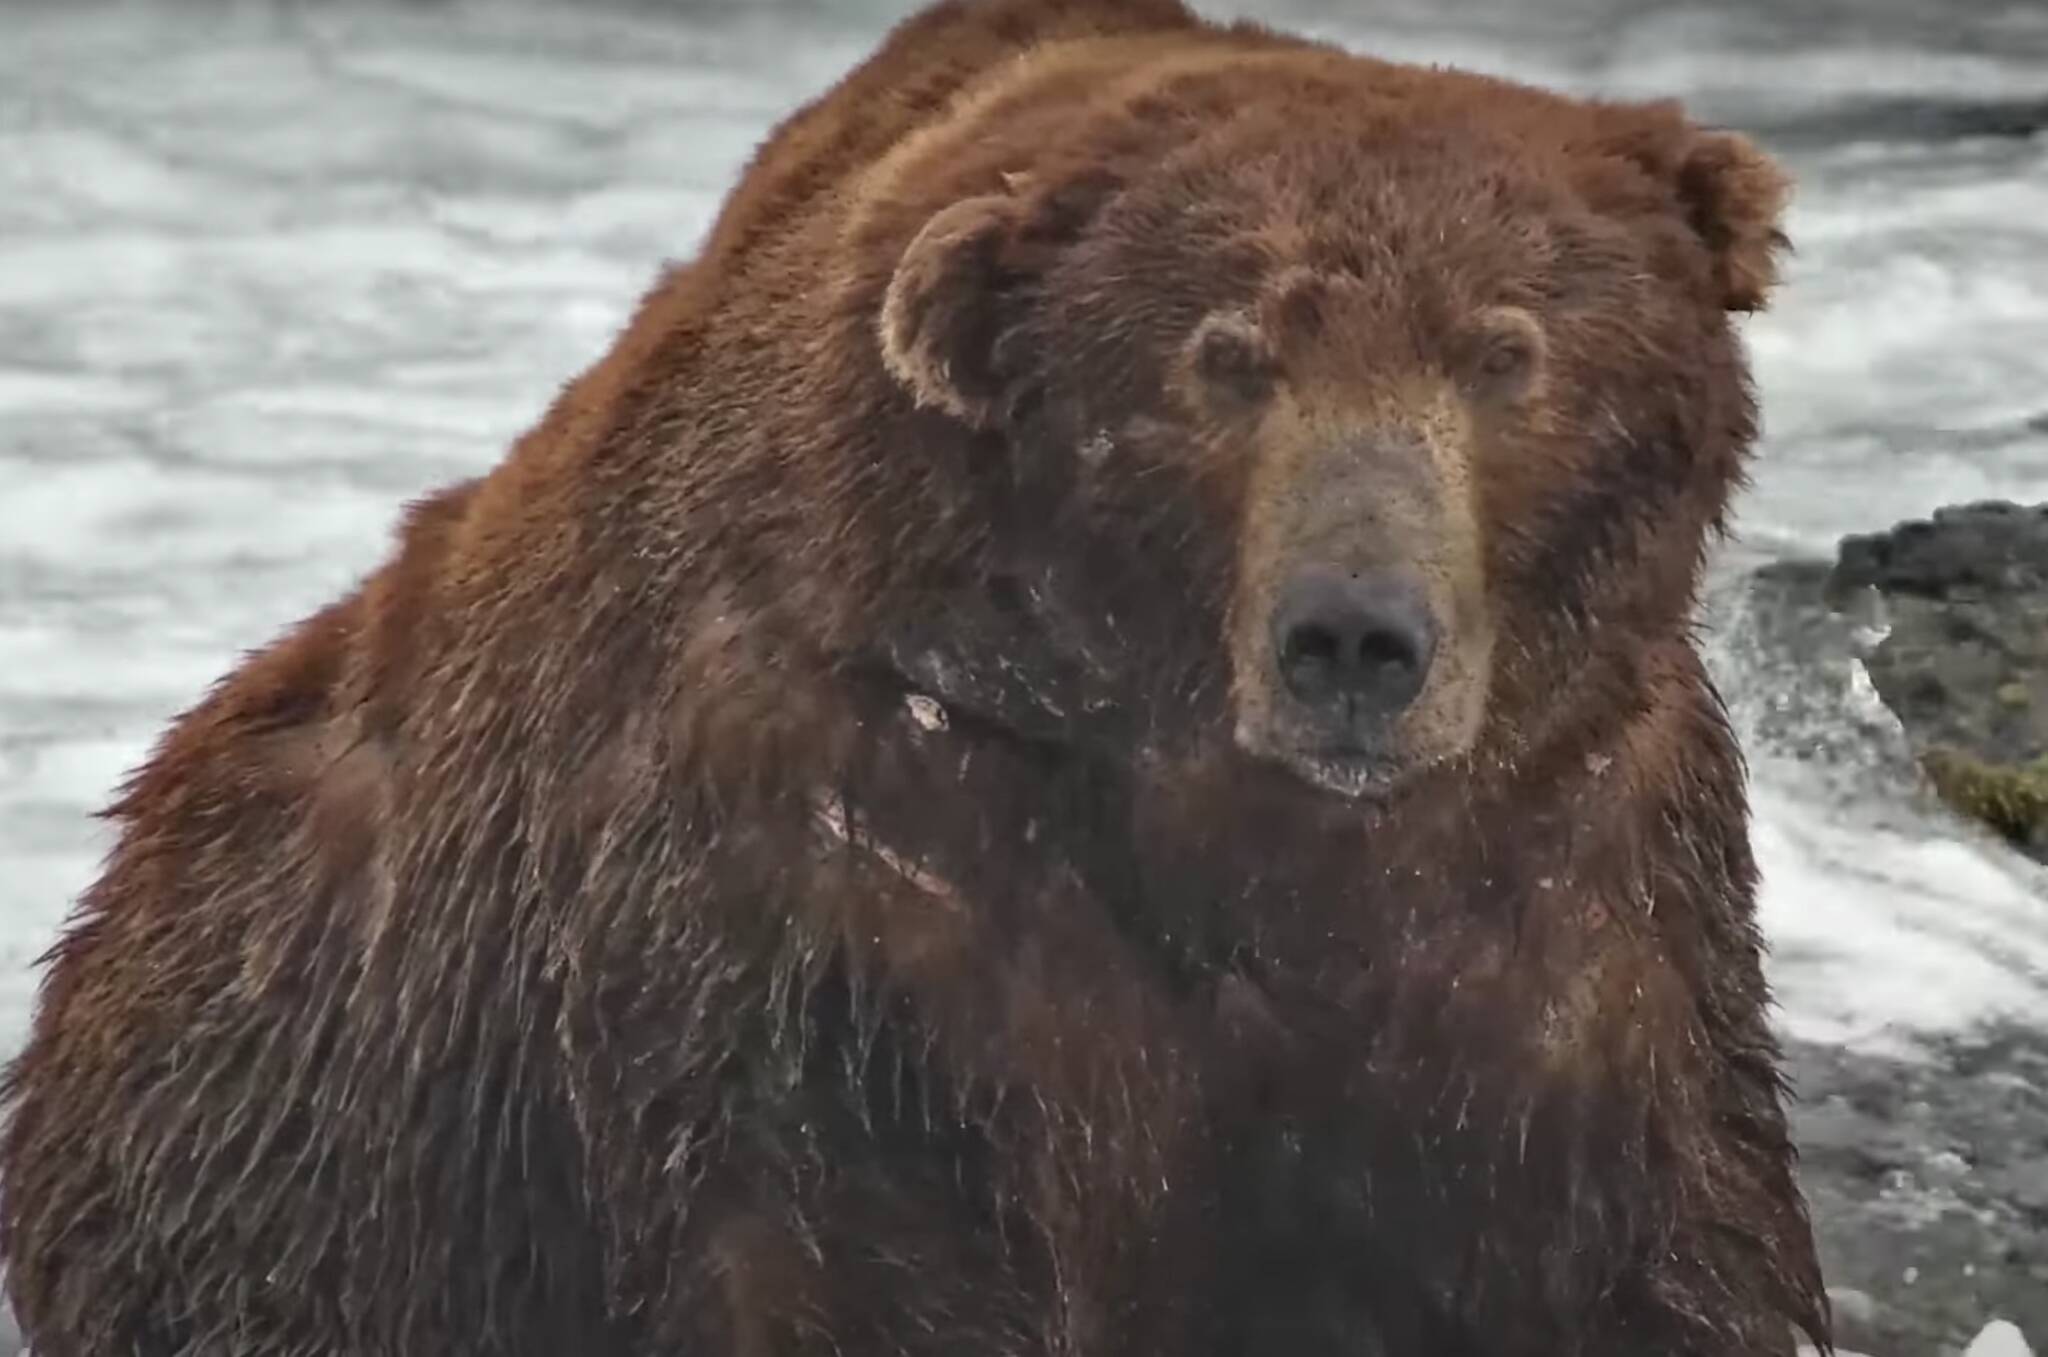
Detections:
[832, 636, 1753, 1012]
[814, 645, 1793, 1335]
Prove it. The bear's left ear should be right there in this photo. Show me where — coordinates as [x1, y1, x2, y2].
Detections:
[1672, 128, 1792, 313]
[1600, 108, 1792, 313]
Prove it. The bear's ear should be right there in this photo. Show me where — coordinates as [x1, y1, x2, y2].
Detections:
[879, 192, 1030, 426]
[1600, 109, 1792, 313]
[1673, 128, 1791, 313]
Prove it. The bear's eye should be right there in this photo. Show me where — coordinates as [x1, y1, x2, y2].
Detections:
[1460, 307, 1545, 405]
[1189, 313, 1279, 405]
[1478, 341, 1530, 380]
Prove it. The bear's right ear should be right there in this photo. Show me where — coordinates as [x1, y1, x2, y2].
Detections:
[879, 192, 1029, 426]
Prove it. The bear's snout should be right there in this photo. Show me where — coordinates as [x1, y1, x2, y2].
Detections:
[1228, 420, 1493, 799]
[1270, 566, 1438, 734]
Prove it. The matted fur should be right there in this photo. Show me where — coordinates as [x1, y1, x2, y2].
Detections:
[0, 2, 1826, 1354]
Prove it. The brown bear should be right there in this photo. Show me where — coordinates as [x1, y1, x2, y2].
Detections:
[0, 1, 1829, 1354]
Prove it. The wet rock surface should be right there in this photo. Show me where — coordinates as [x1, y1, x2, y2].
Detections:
[1788, 1031, 2048, 1356]
[1830, 503, 2048, 861]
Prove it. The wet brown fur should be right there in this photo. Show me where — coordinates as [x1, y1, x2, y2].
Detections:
[1, 2, 1824, 1354]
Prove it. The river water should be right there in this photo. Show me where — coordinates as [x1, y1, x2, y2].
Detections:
[1, 1, 2043, 1351]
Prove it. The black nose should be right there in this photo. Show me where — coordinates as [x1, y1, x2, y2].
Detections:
[1271, 568, 1438, 720]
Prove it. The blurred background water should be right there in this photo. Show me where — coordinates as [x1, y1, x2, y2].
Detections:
[1, 1, 2044, 1352]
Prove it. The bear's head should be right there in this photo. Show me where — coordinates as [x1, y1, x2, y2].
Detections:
[875, 59, 1788, 799]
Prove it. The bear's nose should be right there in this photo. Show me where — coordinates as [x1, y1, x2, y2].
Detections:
[1271, 567, 1438, 722]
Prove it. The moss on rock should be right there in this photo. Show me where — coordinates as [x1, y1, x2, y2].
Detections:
[1920, 746, 2048, 854]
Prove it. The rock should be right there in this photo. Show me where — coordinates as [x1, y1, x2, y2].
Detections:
[1833, 502, 2048, 598]
[1784, 1030, 2048, 1356]
[1827, 501, 2048, 861]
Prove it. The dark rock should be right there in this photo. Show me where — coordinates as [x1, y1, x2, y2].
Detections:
[1833, 502, 2048, 600]
[1826, 502, 2048, 862]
